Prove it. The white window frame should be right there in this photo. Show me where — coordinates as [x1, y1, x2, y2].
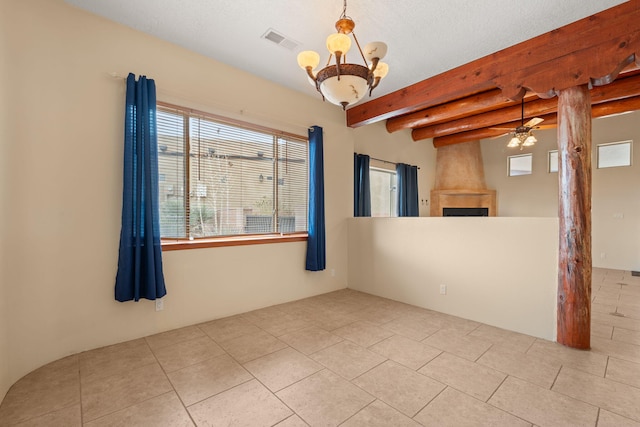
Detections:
[597, 140, 632, 169]
[508, 153, 533, 177]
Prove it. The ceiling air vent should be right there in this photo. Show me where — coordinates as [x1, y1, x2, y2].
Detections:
[262, 28, 299, 51]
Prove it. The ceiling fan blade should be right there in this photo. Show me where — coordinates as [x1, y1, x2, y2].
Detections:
[535, 124, 556, 130]
[524, 117, 544, 127]
[489, 132, 509, 139]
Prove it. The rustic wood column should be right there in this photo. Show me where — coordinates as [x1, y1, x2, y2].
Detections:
[557, 84, 592, 349]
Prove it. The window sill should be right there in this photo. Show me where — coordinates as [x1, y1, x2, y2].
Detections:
[161, 233, 308, 251]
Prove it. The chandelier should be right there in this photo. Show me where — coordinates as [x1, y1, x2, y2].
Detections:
[296, 0, 389, 110]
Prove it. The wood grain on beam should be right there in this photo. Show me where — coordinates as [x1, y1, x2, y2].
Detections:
[432, 96, 640, 147]
[347, 1, 640, 128]
[413, 72, 640, 142]
[557, 85, 592, 350]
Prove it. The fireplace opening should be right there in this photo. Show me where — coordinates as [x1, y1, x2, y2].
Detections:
[443, 207, 489, 217]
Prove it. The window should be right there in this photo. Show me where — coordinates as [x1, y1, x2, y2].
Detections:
[597, 140, 632, 169]
[370, 167, 397, 217]
[548, 150, 558, 173]
[508, 153, 533, 176]
[157, 103, 308, 241]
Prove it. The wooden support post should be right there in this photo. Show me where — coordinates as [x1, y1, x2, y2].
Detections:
[557, 84, 592, 349]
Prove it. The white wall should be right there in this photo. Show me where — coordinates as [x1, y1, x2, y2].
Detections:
[0, 0, 10, 402]
[353, 125, 437, 216]
[348, 217, 558, 340]
[482, 111, 640, 271]
[1, 0, 353, 401]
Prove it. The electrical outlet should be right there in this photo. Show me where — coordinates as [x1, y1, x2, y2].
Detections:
[440, 284, 447, 295]
[600, 252, 606, 259]
[331, 268, 336, 277]
[155, 299, 164, 311]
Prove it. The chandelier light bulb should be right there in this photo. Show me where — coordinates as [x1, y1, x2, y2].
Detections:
[326, 33, 351, 56]
[373, 62, 389, 79]
[297, 50, 320, 70]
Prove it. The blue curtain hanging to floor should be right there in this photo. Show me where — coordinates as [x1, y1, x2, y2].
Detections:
[115, 73, 167, 302]
[306, 126, 326, 271]
[354, 153, 371, 217]
[396, 163, 419, 217]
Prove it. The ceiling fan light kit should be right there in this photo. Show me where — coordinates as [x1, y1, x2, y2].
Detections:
[507, 97, 543, 150]
[296, 0, 389, 110]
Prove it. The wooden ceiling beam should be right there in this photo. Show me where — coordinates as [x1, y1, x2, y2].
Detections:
[346, 1, 640, 128]
[432, 96, 640, 148]
[412, 72, 640, 142]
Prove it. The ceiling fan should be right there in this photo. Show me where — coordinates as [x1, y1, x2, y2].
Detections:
[492, 98, 545, 150]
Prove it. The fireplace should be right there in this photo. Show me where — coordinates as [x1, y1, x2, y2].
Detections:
[430, 140, 497, 217]
[443, 207, 489, 216]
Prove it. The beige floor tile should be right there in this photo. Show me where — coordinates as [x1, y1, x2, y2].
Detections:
[166, 354, 252, 406]
[591, 336, 640, 363]
[353, 360, 445, 417]
[81, 363, 172, 422]
[307, 311, 358, 331]
[415, 387, 531, 427]
[219, 330, 288, 363]
[199, 316, 262, 343]
[381, 315, 441, 341]
[340, 399, 421, 427]
[468, 324, 536, 352]
[351, 306, 404, 325]
[276, 370, 374, 427]
[188, 379, 292, 427]
[426, 312, 481, 334]
[274, 415, 310, 427]
[592, 302, 618, 315]
[80, 341, 156, 381]
[552, 366, 640, 422]
[594, 296, 622, 307]
[613, 327, 640, 345]
[0, 356, 80, 425]
[84, 392, 193, 427]
[422, 329, 493, 361]
[419, 352, 506, 401]
[332, 321, 395, 347]
[489, 376, 598, 427]
[606, 357, 640, 388]
[368, 335, 441, 370]
[13, 404, 81, 427]
[152, 335, 225, 373]
[597, 410, 640, 427]
[477, 345, 561, 389]
[145, 325, 206, 350]
[243, 347, 323, 392]
[242, 306, 288, 324]
[310, 341, 386, 380]
[593, 311, 640, 332]
[618, 306, 640, 320]
[279, 326, 343, 355]
[591, 322, 614, 339]
[249, 313, 313, 337]
[526, 339, 608, 376]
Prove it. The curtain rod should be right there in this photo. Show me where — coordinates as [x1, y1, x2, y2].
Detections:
[369, 156, 421, 170]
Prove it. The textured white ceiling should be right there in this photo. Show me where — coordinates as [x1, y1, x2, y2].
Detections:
[64, 0, 627, 103]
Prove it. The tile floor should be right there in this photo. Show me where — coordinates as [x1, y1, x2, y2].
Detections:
[1, 268, 640, 426]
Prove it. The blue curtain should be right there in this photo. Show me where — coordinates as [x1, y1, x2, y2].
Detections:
[305, 126, 326, 271]
[353, 153, 371, 217]
[396, 163, 419, 217]
[115, 73, 167, 302]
